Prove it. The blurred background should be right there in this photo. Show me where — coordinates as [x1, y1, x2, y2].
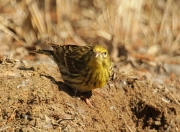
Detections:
[0, 0, 180, 75]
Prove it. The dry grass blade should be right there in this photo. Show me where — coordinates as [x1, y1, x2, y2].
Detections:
[158, 0, 173, 45]
[45, 0, 52, 34]
[26, 0, 46, 34]
[64, 21, 87, 46]
[0, 14, 25, 44]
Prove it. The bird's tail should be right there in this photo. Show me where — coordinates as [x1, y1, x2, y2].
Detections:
[30, 50, 54, 56]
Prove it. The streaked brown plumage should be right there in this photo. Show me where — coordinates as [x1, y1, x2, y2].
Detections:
[37, 43, 112, 93]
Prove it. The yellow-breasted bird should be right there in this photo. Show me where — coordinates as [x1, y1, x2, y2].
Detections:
[36, 43, 112, 94]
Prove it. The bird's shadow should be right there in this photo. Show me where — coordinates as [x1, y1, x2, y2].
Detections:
[40, 74, 92, 98]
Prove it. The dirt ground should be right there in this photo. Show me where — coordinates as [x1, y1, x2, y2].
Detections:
[0, 53, 180, 131]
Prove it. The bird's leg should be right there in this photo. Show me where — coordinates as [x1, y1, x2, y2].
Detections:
[93, 89, 105, 96]
[80, 96, 94, 108]
[75, 91, 94, 108]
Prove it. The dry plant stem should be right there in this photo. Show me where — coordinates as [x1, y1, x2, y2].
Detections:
[164, 87, 180, 106]
[45, 0, 53, 34]
[57, 117, 75, 123]
[169, 92, 180, 106]
[158, 0, 172, 41]
[118, 114, 133, 132]
[56, 0, 61, 27]
[52, 117, 75, 126]
[6, 109, 16, 124]
[11, 0, 24, 16]
[0, 24, 24, 45]
[64, 21, 87, 46]
[26, 0, 46, 33]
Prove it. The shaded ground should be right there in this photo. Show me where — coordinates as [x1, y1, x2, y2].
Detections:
[0, 56, 180, 131]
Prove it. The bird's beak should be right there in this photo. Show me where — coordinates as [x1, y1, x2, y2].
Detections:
[95, 52, 103, 59]
[95, 52, 99, 58]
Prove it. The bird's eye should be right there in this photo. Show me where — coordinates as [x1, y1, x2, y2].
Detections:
[102, 51, 107, 57]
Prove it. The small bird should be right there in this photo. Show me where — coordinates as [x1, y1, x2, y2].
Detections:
[36, 43, 112, 106]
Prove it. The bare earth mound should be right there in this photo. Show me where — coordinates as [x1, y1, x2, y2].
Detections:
[0, 58, 179, 131]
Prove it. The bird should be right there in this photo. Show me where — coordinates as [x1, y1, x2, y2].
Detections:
[36, 43, 113, 106]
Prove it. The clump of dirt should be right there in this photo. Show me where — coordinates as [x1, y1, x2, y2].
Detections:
[0, 57, 180, 131]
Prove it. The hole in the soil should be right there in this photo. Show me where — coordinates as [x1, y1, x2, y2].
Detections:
[133, 101, 167, 130]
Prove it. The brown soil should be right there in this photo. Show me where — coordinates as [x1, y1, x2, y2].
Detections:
[0, 56, 180, 131]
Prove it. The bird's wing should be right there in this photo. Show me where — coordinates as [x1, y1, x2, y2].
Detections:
[50, 43, 92, 73]
[64, 45, 92, 73]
